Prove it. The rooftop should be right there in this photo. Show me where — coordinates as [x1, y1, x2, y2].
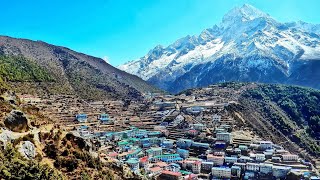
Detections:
[212, 167, 231, 170]
[161, 170, 182, 177]
[126, 158, 139, 164]
[140, 156, 148, 163]
[149, 166, 162, 172]
[156, 161, 168, 167]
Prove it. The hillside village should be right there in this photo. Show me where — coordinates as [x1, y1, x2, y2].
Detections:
[1, 1, 320, 180]
[13, 83, 320, 180]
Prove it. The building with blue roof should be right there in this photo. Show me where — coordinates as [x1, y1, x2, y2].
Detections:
[76, 114, 88, 123]
[192, 142, 210, 149]
[147, 131, 162, 137]
[177, 148, 189, 159]
[98, 113, 112, 124]
[162, 140, 174, 149]
[167, 163, 181, 172]
[151, 154, 183, 163]
[177, 139, 193, 149]
[215, 141, 226, 149]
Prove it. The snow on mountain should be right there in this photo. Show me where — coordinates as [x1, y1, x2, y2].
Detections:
[118, 4, 320, 93]
[285, 21, 320, 35]
[221, 4, 270, 29]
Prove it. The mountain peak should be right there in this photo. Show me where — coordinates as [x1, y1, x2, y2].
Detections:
[222, 4, 269, 27]
[119, 3, 320, 93]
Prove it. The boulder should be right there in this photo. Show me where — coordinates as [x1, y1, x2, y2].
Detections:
[4, 110, 29, 132]
[19, 141, 36, 159]
[0, 130, 15, 149]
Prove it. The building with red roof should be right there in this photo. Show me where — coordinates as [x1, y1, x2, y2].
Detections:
[157, 170, 182, 180]
[148, 166, 162, 175]
[155, 161, 168, 168]
[140, 156, 149, 167]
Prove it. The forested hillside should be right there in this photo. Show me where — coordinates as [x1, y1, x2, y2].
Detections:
[0, 56, 54, 82]
[0, 36, 160, 100]
[241, 84, 320, 156]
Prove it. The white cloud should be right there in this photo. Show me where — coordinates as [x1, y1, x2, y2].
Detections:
[102, 56, 110, 64]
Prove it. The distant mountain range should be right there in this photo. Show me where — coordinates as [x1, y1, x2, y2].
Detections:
[119, 4, 320, 93]
[0, 36, 160, 100]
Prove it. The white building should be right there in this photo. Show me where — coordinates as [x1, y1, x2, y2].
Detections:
[216, 132, 232, 143]
[192, 161, 202, 174]
[255, 154, 266, 162]
[192, 124, 206, 131]
[146, 147, 162, 157]
[225, 156, 237, 164]
[239, 156, 252, 163]
[246, 163, 260, 172]
[212, 114, 221, 122]
[211, 167, 231, 179]
[234, 162, 246, 171]
[186, 106, 204, 114]
[282, 154, 299, 161]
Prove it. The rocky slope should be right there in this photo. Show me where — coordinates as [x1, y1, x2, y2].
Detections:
[119, 4, 320, 93]
[0, 36, 160, 100]
[0, 89, 135, 180]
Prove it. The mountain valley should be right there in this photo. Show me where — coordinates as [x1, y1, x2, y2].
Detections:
[0, 3, 319, 180]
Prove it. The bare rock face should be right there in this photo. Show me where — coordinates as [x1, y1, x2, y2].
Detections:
[4, 110, 29, 132]
[19, 141, 36, 159]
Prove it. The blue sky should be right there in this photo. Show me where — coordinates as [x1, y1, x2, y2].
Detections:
[1, 0, 319, 66]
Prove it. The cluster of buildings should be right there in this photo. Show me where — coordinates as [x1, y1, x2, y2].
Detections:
[68, 90, 319, 180]
[75, 120, 317, 180]
[75, 113, 113, 124]
[22, 85, 319, 179]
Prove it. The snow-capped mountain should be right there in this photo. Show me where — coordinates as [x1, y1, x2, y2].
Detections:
[119, 4, 320, 93]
